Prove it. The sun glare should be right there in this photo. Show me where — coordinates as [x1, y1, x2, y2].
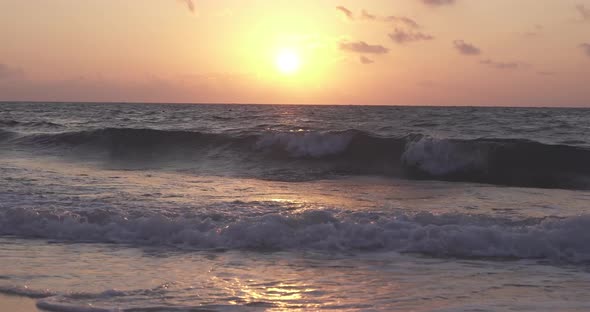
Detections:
[276, 50, 301, 74]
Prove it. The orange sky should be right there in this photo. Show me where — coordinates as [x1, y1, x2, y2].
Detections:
[1, 0, 589, 106]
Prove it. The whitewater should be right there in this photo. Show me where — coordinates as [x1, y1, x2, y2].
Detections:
[1, 102, 590, 311]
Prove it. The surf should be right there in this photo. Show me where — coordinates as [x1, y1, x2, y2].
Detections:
[3, 127, 590, 189]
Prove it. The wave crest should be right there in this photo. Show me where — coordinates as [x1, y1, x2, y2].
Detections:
[2, 207, 590, 263]
[402, 137, 488, 176]
[255, 132, 354, 158]
[402, 136, 590, 189]
[5, 127, 590, 189]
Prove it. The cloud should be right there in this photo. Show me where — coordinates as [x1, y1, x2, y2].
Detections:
[576, 4, 590, 21]
[339, 41, 389, 54]
[581, 43, 590, 57]
[178, 0, 195, 13]
[453, 40, 481, 55]
[360, 10, 376, 20]
[421, 0, 455, 6]
[337, 8, 420, 28]
[336, 6, 354, 20]
[480, 59, 527, 70]
[383, 15, 420, 29]
[359, 56, 375, 64]
[364, 10, 420, 28]
[389, 28, 434, 44]
[0, 63, 24, 80]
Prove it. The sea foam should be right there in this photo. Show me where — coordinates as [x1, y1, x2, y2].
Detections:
[2, 207, 590, 263]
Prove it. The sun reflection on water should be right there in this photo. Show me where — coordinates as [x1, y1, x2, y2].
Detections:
[210, 273, 327, 310]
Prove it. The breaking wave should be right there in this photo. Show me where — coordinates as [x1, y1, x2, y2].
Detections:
[1, 207, 590, 263]
[3, 127, 590, 189]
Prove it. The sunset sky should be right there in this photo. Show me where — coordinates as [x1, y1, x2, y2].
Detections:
[1, 0, 590, 106]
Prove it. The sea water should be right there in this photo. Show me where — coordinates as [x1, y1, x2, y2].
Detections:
[1, 102, 590, 311]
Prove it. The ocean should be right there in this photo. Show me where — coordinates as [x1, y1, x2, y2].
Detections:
[1, 102, 590, 311]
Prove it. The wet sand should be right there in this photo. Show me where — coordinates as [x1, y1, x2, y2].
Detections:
[0, 294, 40, 312]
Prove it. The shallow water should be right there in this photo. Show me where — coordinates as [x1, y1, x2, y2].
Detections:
[1, 102, 590, 311]
[3, 238, 590, 312]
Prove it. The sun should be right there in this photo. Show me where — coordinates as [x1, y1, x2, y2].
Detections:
[276, 50, 301, 74]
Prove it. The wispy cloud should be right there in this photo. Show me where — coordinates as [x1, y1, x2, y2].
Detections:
[360, 10, 376, 20]
[453, 40, 481, 55]
[581, 43, 590, 57]
[360, 56, 375, 64]
[354, 9, 429, 46]
[389, 29, 434, 44]
[336, 7, 420, 28]
[361, 9, 420, 28]
[178, 0, 195, 13]
[421, 0, 455, 7]
[576, 4, 590, 21]
[336, 6, 354, 20]
[480, 59, 527, 70]
[339, 41, 389, 54]
[382, 15, 420, 29]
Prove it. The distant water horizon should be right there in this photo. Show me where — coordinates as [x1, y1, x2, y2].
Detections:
[1, 102, 590, 311]
[3, 100, 590, 108]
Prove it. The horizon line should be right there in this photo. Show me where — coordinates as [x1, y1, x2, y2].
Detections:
[0, 100, 589, 109]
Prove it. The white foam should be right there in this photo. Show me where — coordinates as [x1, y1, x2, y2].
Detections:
[0, 285, 55, 298]
[36, 299, 118, 312]
[0, 284, 220, 312]
[401, 137, 487, 175]
[0, 285, 130, 300]
[2, 208, 590, 263]
[255, 132, 352, 157]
